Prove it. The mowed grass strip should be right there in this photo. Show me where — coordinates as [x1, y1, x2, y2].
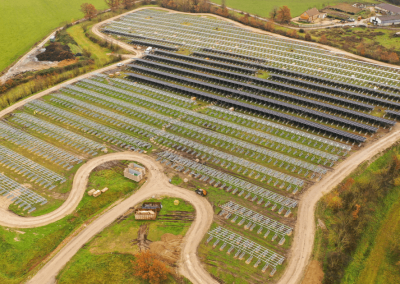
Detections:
[356, 200, 400, 284]
[0, 0, 107, 73]
[341, 190, 400, 284]
[67, 24, 111, 63]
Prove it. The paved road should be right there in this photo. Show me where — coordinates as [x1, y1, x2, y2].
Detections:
[23, 153, 216, 284]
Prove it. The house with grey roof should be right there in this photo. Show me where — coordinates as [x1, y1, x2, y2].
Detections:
[370, 14, 400, 26]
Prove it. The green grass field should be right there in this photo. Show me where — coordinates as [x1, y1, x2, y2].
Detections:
[67, 24, 112, 64]
[0, 0, 108, 74]
[341, 188, 400, 284]
[212, 0, 380, 18]
[313, 146, 400, 283]
[57, 197, 194, 284]
[0, 162, 141, 284]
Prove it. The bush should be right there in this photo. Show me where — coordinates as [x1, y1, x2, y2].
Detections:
[132, 251, 171, 284]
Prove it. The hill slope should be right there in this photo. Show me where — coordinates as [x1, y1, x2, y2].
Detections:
[0, 0, 107, 74]
[313, 146, 400, 284]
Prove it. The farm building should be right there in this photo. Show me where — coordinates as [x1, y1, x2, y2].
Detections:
[370, 14, 400, 26]
[299, 8, 327, 23]
[375, 3, 400, 15]
[124, 163, 146, 182]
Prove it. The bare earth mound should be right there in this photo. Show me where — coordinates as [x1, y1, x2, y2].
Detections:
[37, 43, 74, 62]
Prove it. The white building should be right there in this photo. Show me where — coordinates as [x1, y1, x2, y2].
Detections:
[370, 14, 400, 26]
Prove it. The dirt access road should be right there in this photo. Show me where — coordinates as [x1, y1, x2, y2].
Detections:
[20, 153, 215, 284]
[278, 123, 400, 284]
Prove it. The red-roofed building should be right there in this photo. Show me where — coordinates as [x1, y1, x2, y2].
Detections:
[299, 8, 327, 23]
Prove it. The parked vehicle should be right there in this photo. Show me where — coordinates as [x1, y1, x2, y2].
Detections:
[145, 46, 153, 55]
[195, 188, 207, 197]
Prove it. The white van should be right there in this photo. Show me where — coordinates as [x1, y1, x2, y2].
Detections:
[145, 46, 153, 55]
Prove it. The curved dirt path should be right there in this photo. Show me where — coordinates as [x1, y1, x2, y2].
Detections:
[22, 152, 216, 284]
[277, 125, 400, 284]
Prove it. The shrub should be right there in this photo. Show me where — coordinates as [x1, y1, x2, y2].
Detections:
[132, 251, 171, 284]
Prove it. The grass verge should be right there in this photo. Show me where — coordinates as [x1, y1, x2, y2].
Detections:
[0, 161, 141, 284]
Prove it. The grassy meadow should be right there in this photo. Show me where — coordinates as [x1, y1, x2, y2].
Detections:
[0, 0, 108, 73]
[212, 0, 343, 17]
[313, 145, 400, 284]
[56, 197, 194, 284]
[211, 0, 381, 17]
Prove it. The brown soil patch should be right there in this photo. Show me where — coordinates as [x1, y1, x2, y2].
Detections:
[131, 224, 152, 252]
[37, 43, 74, 62]
[149, 233, 183, 265]
[301, 260, 324, 284]
[130, 224, 183, 265]
[57, 58, 78, 67]
[93, 160, 122, 171]
[326, 3, 361, 14]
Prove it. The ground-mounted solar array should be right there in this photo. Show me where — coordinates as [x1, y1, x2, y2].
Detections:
[97, 9, 400, 278]
[1, 8, 399, 281]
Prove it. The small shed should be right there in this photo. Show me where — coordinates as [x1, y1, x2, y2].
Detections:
[128, 163, 146, 175]
[124, 168, 143, 182]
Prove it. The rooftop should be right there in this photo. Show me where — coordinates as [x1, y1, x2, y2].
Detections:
[376, 3, 400, 14]
[377, 14, 400, 21]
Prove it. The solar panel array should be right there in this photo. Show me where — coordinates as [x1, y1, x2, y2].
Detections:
[103, 9, 400, 90]
[0, 173, 47, 213]
[126, 71, 367, 144]
[157, 151, 298, 207]
[145, 54, 383, 115]
[11, 113, 105, 156]
[0, 145, 66, 189]
[219, 201, 293, 238]
[0, 121, 82, 170]
[128, 61, 389, 133]
[69, 8, 399, 276]
[207, 226, 285, 275]
[24, 100, 151, 151]
[206, 106, 351, 153]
